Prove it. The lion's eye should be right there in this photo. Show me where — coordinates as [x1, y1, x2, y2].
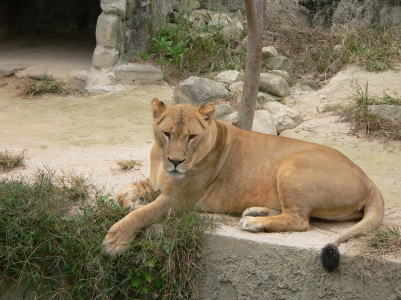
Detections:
[163, 132, 171, 139]
[188, 134, 197, 141]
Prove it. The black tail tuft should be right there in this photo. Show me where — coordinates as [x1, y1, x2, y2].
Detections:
[321, 243, 340, 272]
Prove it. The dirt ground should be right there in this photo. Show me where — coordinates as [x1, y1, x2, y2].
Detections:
[1, 66, 400, 259]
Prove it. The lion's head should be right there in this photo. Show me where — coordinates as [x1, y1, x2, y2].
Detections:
[151, 98, 217, 179]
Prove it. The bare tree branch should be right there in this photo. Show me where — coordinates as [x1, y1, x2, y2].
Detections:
[237, 0, 265, 130]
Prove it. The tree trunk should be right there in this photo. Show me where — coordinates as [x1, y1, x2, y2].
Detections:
[237, 0, 265, 130]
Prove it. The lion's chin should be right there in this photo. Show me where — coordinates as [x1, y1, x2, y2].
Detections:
[166, 170, 186, 180]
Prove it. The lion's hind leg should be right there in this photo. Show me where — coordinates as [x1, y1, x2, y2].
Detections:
[239, 213, 309, 233]
[242, 207, 281, 217]
[116, 179, 159, 211]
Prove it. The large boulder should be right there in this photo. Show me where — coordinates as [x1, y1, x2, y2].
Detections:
[92, 46, 119, 69]
[174, 76, 228, 104]
[367, 105, 401, 122]
[224, 110, 277, 135]
[259, 73, 290, 97]
[262, 46, 279, 59]
[215, 70, 240, 85]
[263, 101, 303, 133]
[113, 63, 163, 85]
[96, 13, 121, 49]
[229, 81, 244, 93]
[214, 103, 234, 120]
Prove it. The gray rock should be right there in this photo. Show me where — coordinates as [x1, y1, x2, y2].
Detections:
[177, 0, 201, 13]
[215, 70, 240, 85]
[229, 81, 244, 93]
[262, 46, 279, 59]
[174, 76, 228, 104]
[100, 0, 126, 16]
[259, 73, 290, 97]
[267, 55, 292, 72]
[225, 111, 277, 135]
[367, 105, 401, 122]
[96, 13, 121, 48]
[92, 46, 119, 69]
[268, 70, 290, 82]
[215, 103, 234, 120]
[257, 92, 277, 103]
[221, 21, 243, 41]
[113, 63, 163, 85]
[263, 101, 303, 133]
[380, 7, 401, 28]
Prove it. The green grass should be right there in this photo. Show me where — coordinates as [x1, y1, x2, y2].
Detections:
[20, 75, 68, 96]
[0, 170, 214, 299]
[139, 15, 245, 83]
[0, 150, 25, 171]
[347, 85, 401, 140]
[115, 159, 141, 171]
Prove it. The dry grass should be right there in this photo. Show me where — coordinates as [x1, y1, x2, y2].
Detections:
[364, 226, 401, 256]
[116, 159, 141, 170]
[263, 19, 401, 84]
[346, 85, 401, 140]
[0, 150, 25, 171]
[20, 75, 68, 96]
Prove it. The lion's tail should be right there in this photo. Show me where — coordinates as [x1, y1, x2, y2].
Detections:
[320, 186, 384, 272]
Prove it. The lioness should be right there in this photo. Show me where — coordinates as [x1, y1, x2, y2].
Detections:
[103, 98, 384, 272]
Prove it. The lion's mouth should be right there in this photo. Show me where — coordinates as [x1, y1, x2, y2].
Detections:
[167, 170, 186, 179]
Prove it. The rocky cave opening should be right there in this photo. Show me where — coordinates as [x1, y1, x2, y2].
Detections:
[0, 0, 101, 74]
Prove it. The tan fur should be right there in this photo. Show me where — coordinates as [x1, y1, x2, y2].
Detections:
[102, 99, 384, 256]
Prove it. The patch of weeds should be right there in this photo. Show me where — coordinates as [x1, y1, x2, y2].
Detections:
[140, 15, 244, 83]
[346, 85, 401, 140]
[263, 18, 401, 81]
[0, 170, 214, 299]
[116, 159, 141, 171]
[57, 171, 95, 201]
[0, 150, 25, 171]
[20, 75, 68, 96]
[365, 226, 401, 256]
[320, 103, 345, 113]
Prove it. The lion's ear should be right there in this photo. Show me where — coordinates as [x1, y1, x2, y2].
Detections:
[198, 102, 215, 121]
[151, 98, 166, 118]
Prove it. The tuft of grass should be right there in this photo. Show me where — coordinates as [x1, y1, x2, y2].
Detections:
[0, 150, 25, 171]
[346, 85, 401, 140]
[57, 171, 95, 201]
[0, 170, 214, 299]
[366, 226, 401, 256]
[20, 75, 68, 96]
[116, 159, 141, 171]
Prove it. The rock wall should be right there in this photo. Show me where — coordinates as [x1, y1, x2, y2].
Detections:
[300, 0, 401, 29]
[196, 235, 401, 300]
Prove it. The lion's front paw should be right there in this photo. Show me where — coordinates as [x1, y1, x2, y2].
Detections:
[102, 221, 134, 256]
[116, 186, 147, 211]
[239, 216, 265, 232]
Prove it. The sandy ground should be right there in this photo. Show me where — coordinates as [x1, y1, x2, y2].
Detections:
[1, 65, 400, 259]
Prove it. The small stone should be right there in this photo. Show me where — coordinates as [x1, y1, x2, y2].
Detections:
[262, 46, 279, 59]
[113, 63, 163, 85]
[268, 70, 290, 82]
[174, 76, 228, 104]
[263, 101, 303, 133]
[225, 111, 277, 135]
[92, 46, 119, 69]
[367, 105, 401, 122]
[215, 103, 234, 120]
[229, 81, 244, 93]
[259, 73, 290, 97]
[215, 70, 240, 85]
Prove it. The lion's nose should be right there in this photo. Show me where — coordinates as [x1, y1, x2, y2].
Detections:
[168, 157, 185, 167]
